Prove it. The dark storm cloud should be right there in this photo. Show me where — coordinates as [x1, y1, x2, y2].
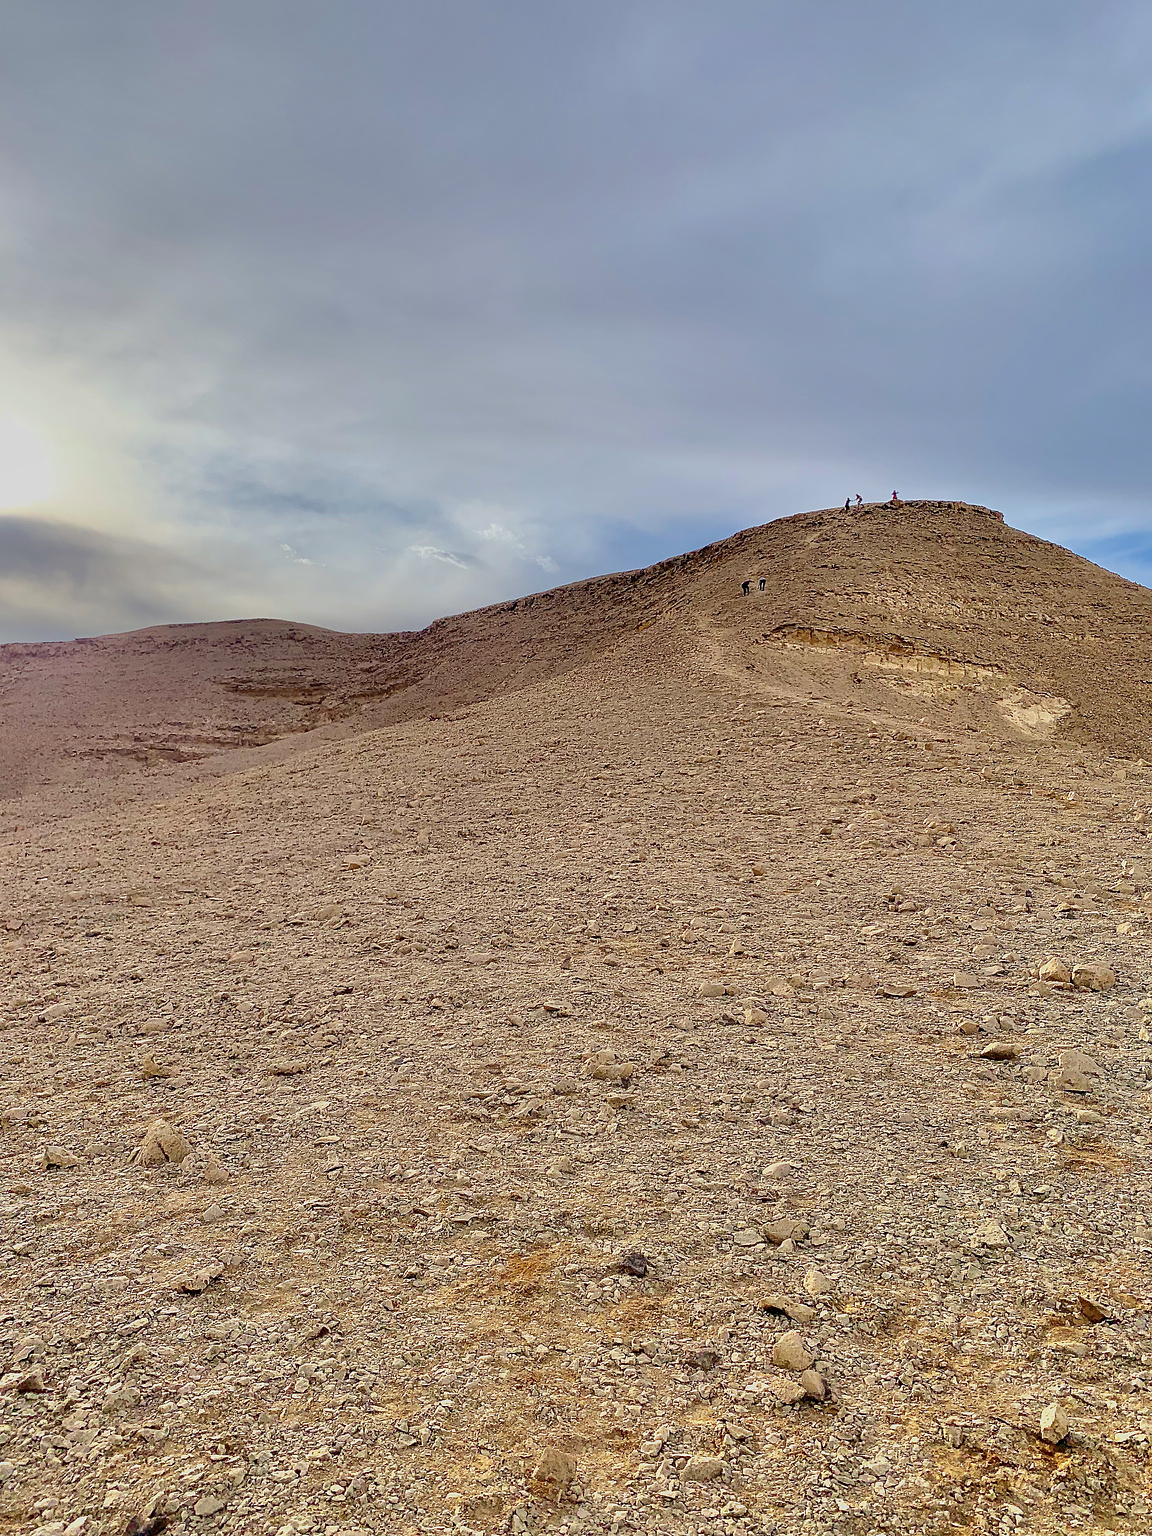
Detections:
[2, 1, 1152, 639]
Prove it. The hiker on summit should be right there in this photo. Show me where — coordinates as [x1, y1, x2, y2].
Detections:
[855, 494, 862, 506]
[891, 491, 900, 505]
[741, 580, 751, 596]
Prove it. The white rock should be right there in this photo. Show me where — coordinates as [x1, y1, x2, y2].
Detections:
[1040, 1402, 1069, 1443]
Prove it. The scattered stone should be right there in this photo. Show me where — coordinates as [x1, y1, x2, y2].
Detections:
[952, 972, 980, 989]
[1072, 962, 1115, 992]
[799, 1367, 826, 1400]
[980, 1041, 1020, 1061]
[1040, 1402, 1069, 1443]
[682, 1454, 724, 1482]
[732, 1227, 762, 1248]
[132, 1119, 191, 1167]
[39, 1145, 82, 1171]
[1038, 958, 1071, 984]
[771, 1331, 814, 1371]
[139, 1054, 173, 1079]
[618, 1251, 648, 1277]
[176, 1261, 225, 1294]
[530, 1447, 576, 1490]
[803, 1266, 834, 1298]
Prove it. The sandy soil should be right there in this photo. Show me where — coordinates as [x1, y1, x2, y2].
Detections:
[2, 501, 1152, 1536]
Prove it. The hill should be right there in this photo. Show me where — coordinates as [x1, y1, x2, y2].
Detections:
[4, 499, 1150, 814]
[0, 500, 1150, 1535]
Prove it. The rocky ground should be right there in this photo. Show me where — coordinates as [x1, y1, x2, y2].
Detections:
[3, 503, 1152, 1536]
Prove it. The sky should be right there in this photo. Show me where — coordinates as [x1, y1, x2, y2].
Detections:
[2, 1, 1152, 641]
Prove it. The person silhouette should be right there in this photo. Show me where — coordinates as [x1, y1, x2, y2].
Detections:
[758, 577, 766, 592]
[855, 494, 862, 506]
[844, 497, 851, 511]
[741, 580, 751, 596]
[891, 490, 900, 505]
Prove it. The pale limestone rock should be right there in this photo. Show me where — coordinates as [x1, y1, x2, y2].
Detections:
[1040, 1402, 1069, 1443]
[1038, 958, 1070, 984]
[771, 1331, 814, 1371]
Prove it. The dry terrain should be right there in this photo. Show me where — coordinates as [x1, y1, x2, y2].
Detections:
[3, 500, 1152, 1536]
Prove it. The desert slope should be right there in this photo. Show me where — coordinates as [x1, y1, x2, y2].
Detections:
[1, 502, 1151, 1536]
[4, 501, 1151, 815]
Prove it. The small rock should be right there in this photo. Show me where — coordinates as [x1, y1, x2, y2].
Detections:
[771, 1331, 814, 1371]
[799, 1367, 826, 1400]
[176, 1261, 225, 1294]
[763, 1217, 809, 1244]
[803, 1266, 834, 1298]
[732, 1227, 762, 1248]
[763, 1375, 806, 1404]
[697, 981, 727, 998]
[193, 1494, 227, 1518]
[759, 1294, 818, 1324]
[952, 972, 980, 990]
[980, 1042, 1020, 1061]
[133, 1119, 191, 1168]
[682, 1454, 724, 1482]
[1038, 958, 1071, 984]
[39, 1145, 82, 1171]
[201, 1202, 225, 1224]
[531, 1446, 576, 1488]
[139, 1054, 173, 1079]
[1072, 962, 1115, 992]
[1058, 1047, 1100, 1076]
[102, 1383, 141, 1413]
[1039, 1402, 1069, 1443]
[618, 1251, 648, 1277]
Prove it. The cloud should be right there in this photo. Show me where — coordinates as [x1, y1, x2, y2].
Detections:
[408, 545, 471, 569]
[0, 514, 216, 640]
[2, 2, 1152, 641]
